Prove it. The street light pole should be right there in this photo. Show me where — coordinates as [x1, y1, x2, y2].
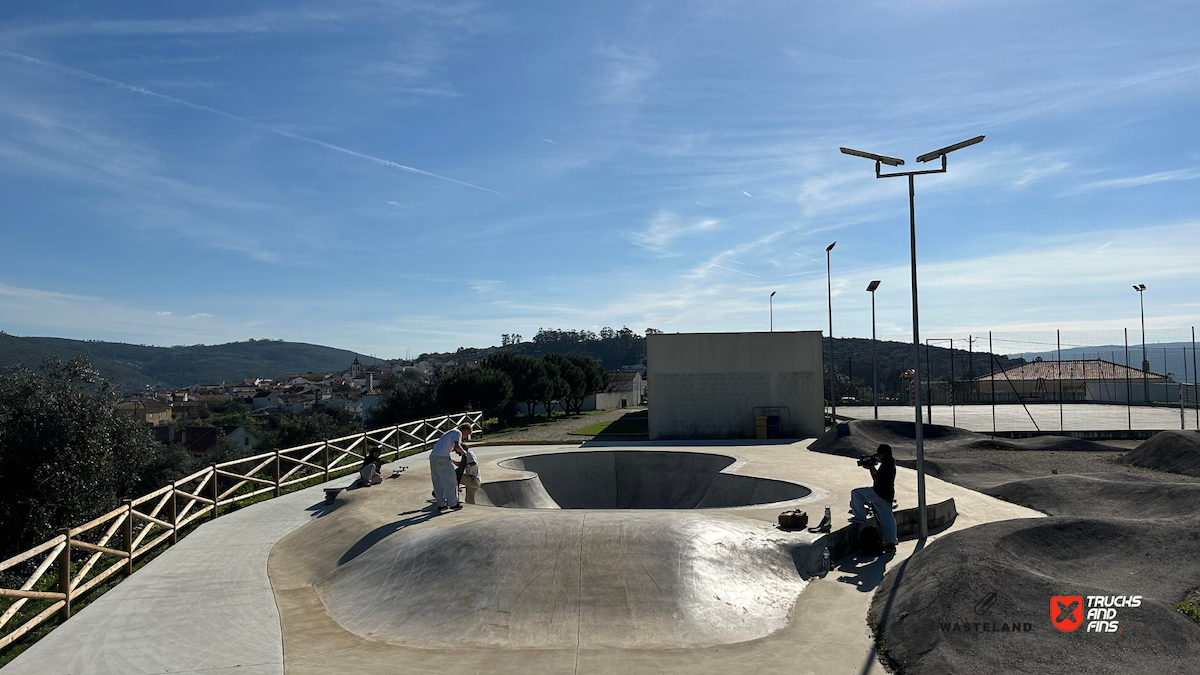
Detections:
[770, 291, 776, 332]
[840, 135, 984, 541]
[867, 280, 881, 420]
[1134, 284, 1148, 402]
[826, 242, 837, 425]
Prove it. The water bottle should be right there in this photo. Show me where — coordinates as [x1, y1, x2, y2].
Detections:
[822, 547, 831, 575]
[824, 505, 831, 528]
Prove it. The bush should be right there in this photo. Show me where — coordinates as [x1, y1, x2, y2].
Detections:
[0, 357, 199, 560]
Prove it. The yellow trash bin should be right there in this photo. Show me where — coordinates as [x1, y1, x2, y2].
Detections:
[754, 416, 768, 440]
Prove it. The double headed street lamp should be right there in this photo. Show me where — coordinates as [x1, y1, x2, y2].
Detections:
[867, 280, 881, 420]
[770, 291, 776, 332]
[826, 242, 837, 425]
[1134, 284, 1148, 401]
[840, 135, 984, 540]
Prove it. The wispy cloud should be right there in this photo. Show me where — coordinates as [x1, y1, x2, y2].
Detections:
[0, 50, 498, 194]
[594, 46, 658, 105]
[1067, 167, 1200, 194]
[628, 210, 719, 249]
[542, 138, 558, 145]
[1, 9, 366, 39]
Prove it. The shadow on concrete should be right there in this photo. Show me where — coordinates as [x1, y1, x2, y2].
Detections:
[835, 551, 896, 593]
[337, 508, 438, 566]
[856, 537, 926, 675]
[304, 500, 340, 518]
[580, 438, 801, 448]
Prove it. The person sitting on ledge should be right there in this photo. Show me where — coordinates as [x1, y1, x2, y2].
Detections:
[358, 447, 383, 487]
[849, 443, 897, 554]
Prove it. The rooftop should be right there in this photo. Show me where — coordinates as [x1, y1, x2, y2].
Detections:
[977, 358, 1168, 382]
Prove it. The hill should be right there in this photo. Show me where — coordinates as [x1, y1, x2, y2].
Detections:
[0, 333, 371, 392]
[430, 328, 1025, 398]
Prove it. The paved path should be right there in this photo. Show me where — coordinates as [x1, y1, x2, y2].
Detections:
[837, 403, 1198, 432]
[1, 473, 355, 675]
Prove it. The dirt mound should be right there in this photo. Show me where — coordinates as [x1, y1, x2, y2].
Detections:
[1120, 430, 1200, 477]
[984, 474, 1200, 520]
[809, 420, 1111, 461]
[808, 420, 977, 458]
[895, 457, 1032, 488]
[963, 435, 1112, 452]
[870, 517, 1200, 675]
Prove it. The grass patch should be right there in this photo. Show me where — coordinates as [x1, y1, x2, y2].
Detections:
[573, 410, 648, 436]
[1175, 590, 1200, 627]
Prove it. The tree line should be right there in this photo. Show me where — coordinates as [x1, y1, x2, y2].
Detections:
[368, 352, 609, 428]
[0, 356, 365, 562]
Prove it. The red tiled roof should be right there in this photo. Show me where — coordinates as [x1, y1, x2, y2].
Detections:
[976, 359, 1167, 382]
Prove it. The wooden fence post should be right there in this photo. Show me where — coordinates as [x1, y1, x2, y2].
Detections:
[122, 499, 134, 576]
[58, 527, 72, 620]
[273, 451, 281, 498]
[209, 464, 219, 520]
[169, 481, 178, 545]
[322, 442, 330, 482]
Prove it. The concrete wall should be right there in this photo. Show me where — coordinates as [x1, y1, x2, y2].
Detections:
[646, 331, 824, 440]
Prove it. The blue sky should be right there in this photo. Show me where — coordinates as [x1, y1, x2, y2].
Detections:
[0, 1, 1198, 357]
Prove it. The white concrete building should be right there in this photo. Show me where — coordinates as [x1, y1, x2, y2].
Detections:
[646, 331, 824, 440]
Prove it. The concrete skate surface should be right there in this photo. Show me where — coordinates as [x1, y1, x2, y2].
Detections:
[268, 441, 1041, 675]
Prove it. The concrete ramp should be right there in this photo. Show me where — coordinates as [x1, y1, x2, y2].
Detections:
[481, 450, 810, 509]
[316, 511, 815, 650]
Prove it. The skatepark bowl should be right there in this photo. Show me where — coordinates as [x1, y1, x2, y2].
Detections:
[307, 449, 825, 652]
[477, 449, 812, 509]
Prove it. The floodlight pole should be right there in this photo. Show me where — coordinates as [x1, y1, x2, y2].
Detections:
[770, 291, 776, 332]
[1136, 285, 1149, 401]
[826, 242, 837, 425]
[871, 287, 878, 420]
[842, 136, 982, 541]
[876, 154, 946, 541]
[866, 281, 881, 420]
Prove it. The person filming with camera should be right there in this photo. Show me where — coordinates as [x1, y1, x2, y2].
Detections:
[849, 443, 898, 554]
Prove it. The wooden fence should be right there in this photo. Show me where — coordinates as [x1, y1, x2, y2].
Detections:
[0, 410, 482, 651]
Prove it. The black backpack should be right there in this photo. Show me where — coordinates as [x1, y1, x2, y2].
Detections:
[859, 525, 882, 556]
[777, 509, 809, 530]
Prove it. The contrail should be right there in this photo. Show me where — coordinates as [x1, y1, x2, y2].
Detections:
[708, 263, 759, 278]
[0, 49, 498, 194]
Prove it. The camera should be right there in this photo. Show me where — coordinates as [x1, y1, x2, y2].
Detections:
[856, 455, 878, 469]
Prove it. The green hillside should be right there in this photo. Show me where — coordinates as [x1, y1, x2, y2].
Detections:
[0, 334, 370, 392]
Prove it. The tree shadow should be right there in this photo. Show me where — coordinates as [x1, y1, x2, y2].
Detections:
[337, 507, 439, 565]
[835, 551, 896, 593]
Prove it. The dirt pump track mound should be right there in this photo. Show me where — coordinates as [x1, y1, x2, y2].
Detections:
[811, 420, 1200, 675]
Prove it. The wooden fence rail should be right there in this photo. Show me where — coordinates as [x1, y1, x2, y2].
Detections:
[0, 411, 482, 652]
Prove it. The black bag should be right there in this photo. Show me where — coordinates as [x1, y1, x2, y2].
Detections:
[859, 525, 882, 556]
[778, 509, 809, 530]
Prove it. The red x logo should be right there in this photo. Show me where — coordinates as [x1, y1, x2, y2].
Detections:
[1051, 596, 1084, 632]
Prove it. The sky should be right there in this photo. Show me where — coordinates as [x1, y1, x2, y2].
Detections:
[1, 1, 1198, 357]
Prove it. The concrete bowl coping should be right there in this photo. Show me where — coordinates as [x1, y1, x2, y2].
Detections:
[478, 449, 813, 509]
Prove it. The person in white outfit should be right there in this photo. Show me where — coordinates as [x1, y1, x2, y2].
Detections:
[430, 423, 472, 511]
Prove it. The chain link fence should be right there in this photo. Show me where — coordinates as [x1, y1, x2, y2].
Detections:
[831, 327, 1199, 433]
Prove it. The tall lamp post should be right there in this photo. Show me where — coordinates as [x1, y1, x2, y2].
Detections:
[826, 242, 837, 425]
[1134, 284, 1148, 402]
[770, 291, 776, 332]
[867, 280, 881, 420]
[840, 135, 984, 540]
